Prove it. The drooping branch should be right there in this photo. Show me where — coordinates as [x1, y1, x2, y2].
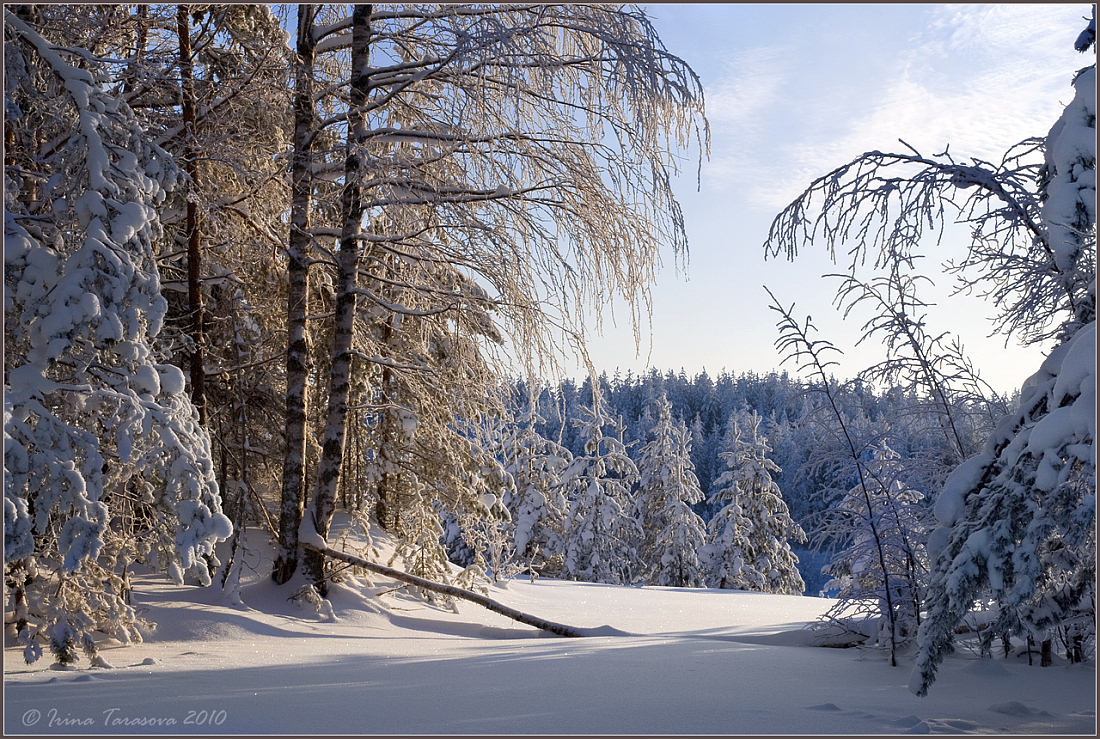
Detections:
[761, 138, 1083, 346]
[763, 143, 1046, 268]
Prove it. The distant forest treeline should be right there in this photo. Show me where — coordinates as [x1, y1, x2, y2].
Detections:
[507, 368, 1016, 593]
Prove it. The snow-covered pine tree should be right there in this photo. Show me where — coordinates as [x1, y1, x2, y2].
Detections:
[820, 443, 927, 645]
[562, 403, 642, 585]
[635, 393, 707, 587]
[4, 11, 232, 665]
[446, 426, 517, 586]
[504, 411, 574, 577]
[703, 410, 805, 594]
[910, 15, 1096, 695]
[703, 414, 754, 590]
[689, 413, 718, 503]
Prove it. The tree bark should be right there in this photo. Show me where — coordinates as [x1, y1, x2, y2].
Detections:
[1040, 637, 1053, 667]
[177, 5, 205, 425]
[309, 543, 587, 637]
[375, 314, 396, 530]
[303, 4, 372, 595]
[273, 3, 319, 585]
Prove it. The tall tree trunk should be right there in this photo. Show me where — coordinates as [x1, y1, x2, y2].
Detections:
[376, 315, 396, 530]
[123, 4, 148, 96]
[273, 3, 319, 585]
[177, 5, 205, 425]
[303, 4, 372, 595]
[135, 5, 148, 57]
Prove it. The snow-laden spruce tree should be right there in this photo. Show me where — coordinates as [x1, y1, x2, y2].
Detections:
[635, 393, 707, 587]
[909, 16, 1096, 695]
[444, 425, 517, 586]
[504, 412, 574, 577]
[703, 410, 805, 594]
[4, 11, 232, 666]
[562, 403, 642, 585]
[819, 444, 927, 645]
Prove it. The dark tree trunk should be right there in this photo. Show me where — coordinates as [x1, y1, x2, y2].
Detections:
[375, 315, 396, 530]
[177, 5, 205, 425]
[303, 4, 372, 595]
[273, 3, 319, 585]
[1070, 634, 1083, 663]
[134, 5, 148, 57]
[1040, 638, 1053, 667]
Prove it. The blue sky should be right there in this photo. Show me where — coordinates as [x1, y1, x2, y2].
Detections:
[574, 3, 1093, 393]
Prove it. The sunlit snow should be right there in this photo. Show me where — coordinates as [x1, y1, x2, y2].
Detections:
[4, 527, 1094, 735]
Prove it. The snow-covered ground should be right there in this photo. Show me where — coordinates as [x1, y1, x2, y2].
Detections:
[4, 529, 1095, 735]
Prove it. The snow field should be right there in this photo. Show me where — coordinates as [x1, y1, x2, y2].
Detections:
[4, 529, 1094, 735]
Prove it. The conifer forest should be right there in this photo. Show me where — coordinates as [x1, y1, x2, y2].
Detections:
[4, 3, 1096, 734]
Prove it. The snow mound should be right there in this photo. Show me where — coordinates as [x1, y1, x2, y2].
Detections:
[989, 701, 1053, 718]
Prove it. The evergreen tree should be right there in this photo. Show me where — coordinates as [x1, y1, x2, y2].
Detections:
[688, 414, 714, 501]
[703, 411, 805, 594]
[562, 404, 641, 585]
[635, 394, 707, 587]
[393, 482, 460, 607]
[4, 12, 232, 665]
[503, 412, 574, 577]
[911, 15, 1096, 695]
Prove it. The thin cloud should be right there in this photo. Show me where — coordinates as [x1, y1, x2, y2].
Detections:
[705, 45, 791, 129]
[742, 4, 1087, 211]
[698, 45, 792, 191]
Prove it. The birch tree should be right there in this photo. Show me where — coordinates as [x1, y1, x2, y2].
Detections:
[818, 443, 927, 646]
[912, 18, 1096, 693]
[766, 290, 905, 665]
[273, 2, 322, 584]
[761, 8, 1095, 686]
[288, 3, 707, 594]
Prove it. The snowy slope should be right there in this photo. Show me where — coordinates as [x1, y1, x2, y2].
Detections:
[4, 528, 1095, 735]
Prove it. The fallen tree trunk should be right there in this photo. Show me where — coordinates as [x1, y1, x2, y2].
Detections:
[307, 544, 586, 637]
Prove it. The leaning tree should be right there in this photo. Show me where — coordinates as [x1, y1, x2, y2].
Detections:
[760, 9, 1095, 687]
